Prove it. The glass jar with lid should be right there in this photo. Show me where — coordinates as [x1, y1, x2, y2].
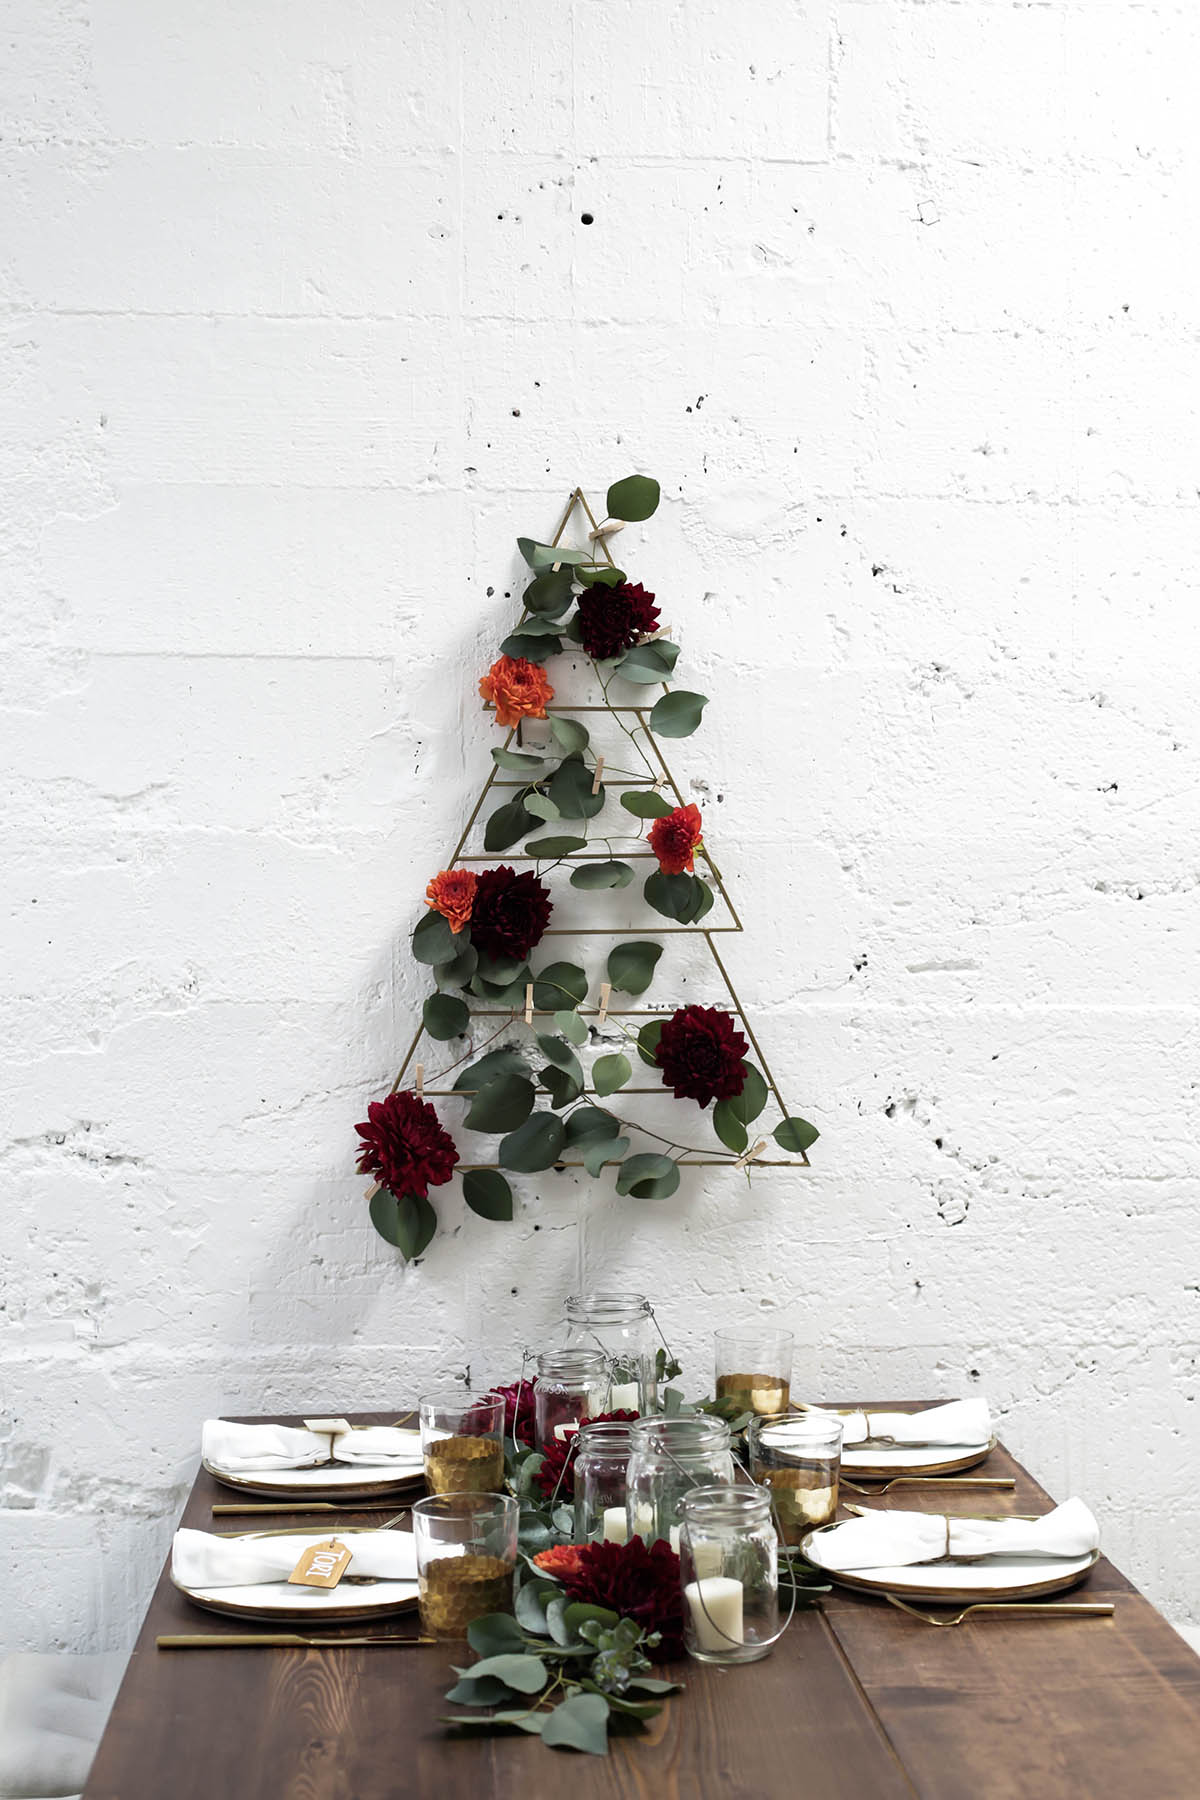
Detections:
[532, 1349, 608, 1452]
[678, 1484, 779, 1665]
[564, 1292, 658, 1413]
[573, 1420, 637, 1545]
[625, 1416, 734, 1545]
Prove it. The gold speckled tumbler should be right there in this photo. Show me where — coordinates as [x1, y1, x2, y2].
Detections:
[411, 1493, 519, 1640]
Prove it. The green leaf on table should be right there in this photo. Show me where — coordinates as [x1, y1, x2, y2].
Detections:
[635, 1019, 664, 1067]
[649, 690, 707, 738]
[524, 792, 561, 822]
[623, 1676, 683, 1696]
[592, 1053, 632, 1097]
[518, 539, 592, 572]
[774, 1116, 820, 1153]
[606, 940, 663, 997]
[499, 1111, 566, 1172]
[548, 752, 604, 820]
[501, 631, 560, 665]
[525, 835, 588, 858]
[442, 1709, 546, 1735]
[615, 640, 680, 684]
[452, 1047, 529, 1093]
[555, 1007, 589, 1046]
[459, 1653, 548, 1694]
[369, 1189, 437, 1259]
[724, 1062, 769, 1125]
[533, 961, 588, 1011]
[564, 1602, 619, 1634]
[712, 1098, 749, 1154]
[412, 909, 458, 966]
[466, 1613, 528, 1658]
[570, 859, 635, 890]
[606, 474, 660, 523]
[422, 992, 470, 1040]
[436, 938, 478, 989]
[582, 1134, 628, 1177]
[492, 747, 553, 773]
[549, 715, 590, 755]
[443, 1673, 521, 1707]
[563, 1106, 620, 1146]
[544, 1595, 572, 1646]
[541, 1691, 611, 1756]
[615, 1155, 681, 1200]
[462, 1168, 513, 1221]
[515, 1579, 561, 1634]
[464, 1073, 536, 1133]
[620, 789, 674, 819]
[485, 796, 536, 851]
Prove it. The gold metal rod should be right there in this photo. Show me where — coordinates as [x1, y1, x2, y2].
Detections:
[701, 927, 792, 1130]
[490, 778, 660, 788]
[537, 925, 740, 934]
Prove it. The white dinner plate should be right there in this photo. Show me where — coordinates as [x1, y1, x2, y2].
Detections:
[203, 1457, 425, 1499]
[840, 1437, 997, 1479]
[173, 1530, 420, 1622]
[801, 1523, 1100, 1604]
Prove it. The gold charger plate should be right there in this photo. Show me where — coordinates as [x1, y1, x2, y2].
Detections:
[800, 1523, 1101, 1605]
[203, 1460, 426, 1501]
[838, 1437, 999, 1481]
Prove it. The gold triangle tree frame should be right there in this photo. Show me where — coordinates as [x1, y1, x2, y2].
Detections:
[362, 481, 816, 1248]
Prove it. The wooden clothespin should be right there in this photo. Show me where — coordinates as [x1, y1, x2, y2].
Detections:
[364, 1182, 381, 1203]
[597, 981, 612, 1027]
[589, 519, 625, 542]
[734, 1138, 767, 1172]
[524, 983, 535, 1026]
[591, 755, 605, 795]
[415, 1063, 424, 1096]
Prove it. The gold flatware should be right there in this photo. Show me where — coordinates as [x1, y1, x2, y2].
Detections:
[212, 1502, 413, 1516]
[842, 1476, 1015, 1496]
[213, 1515, 409, 1539]
[842, 1502, 1040, 1522]
[158, 1633, 435, 1649]
[886, 1594, 1114, 1628]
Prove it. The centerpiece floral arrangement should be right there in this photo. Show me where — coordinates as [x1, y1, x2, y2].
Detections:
[356, 475, 818, 1260]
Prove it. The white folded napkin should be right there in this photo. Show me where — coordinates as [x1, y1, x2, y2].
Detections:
[808, 1398, 992, 1449]
[202, 1419, 423, 1472]
[172, 1528, 418, 1589]
[813, 1498, 1099, 1572]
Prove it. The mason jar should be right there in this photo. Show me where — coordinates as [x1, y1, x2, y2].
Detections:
[532, 1349, 609, 1452]
[573, 1420, 637, 1544]
[678, 1484, 779, 1665]
[564, 1292, 658, 1413]
[625, 1416, 734, 1545]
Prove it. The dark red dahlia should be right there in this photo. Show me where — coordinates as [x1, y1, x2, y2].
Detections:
[655, 1005, 748, 1108]
[355, 1090, 459, 1198]
[464, 1380, 537, 1447]
[575, 581, 661, 662]
[561, 1537, 685, 1662]
[533, 1410, 639, 1502]
[469, 866, 552, 962]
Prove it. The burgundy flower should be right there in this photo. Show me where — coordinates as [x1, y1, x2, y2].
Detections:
[655, 1005, 748, 1108]
[469, 866, 552, 962]
[355, 1090, 460, 1198]
[533, 1411, 639, 1502]
[575, 581, 661, 662]
[561, 1537, 685, 1662]
[465, 1380, 537, 1447]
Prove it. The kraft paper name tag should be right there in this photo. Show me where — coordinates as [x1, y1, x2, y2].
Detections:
[303, 1417, 353, 1436]
[288, 1539, 353, 1589]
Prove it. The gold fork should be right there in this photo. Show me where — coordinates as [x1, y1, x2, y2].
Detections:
[842, 1476, 1015, 1496]
[886, 1594, 1114, 1627]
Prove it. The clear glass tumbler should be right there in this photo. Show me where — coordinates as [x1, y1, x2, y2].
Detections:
[564, 1292, 657, 1412]
[573, 1420, 636, 1544]
[532, 1349, 608, 1451]
[713, 1327, 795, 1416]
[625, 1415, 734, 1545]
[419, 1390, 505, 1495]
[748, 1412, 842, 1544]
[678, 1484, 778, 1665]
[411, 1492, 519, 1639]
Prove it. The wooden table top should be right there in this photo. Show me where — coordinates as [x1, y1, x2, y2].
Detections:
[84, 1409, 1200, 1799]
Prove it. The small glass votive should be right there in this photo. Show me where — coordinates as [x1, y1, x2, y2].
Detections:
[573, 1420, 636, 1544]
[419, 1391, 505, 1495]
[411, 1492, 519, 1640]
[748, 1412, 842, 1544]
[533, 1349, 608, 1452]
[713, 1327, 794, 1416]
[678, 1485, 778, 1665]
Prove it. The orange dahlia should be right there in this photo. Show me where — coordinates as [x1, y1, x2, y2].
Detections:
[647, 803, 704, 874]
[425, 867, 477, 934]
[479, 654, 554, 727]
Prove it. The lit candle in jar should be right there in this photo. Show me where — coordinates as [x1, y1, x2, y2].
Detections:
[602, 1507, 628, 1544]
[670, 1525, 723, 1578]
[553, 1422, 581, 1443]
[609, 1381, 639, 1411]
[685, 1577, 744, 1653]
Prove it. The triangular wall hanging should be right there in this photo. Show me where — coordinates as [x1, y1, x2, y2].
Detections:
[356, 476, 818, 1259]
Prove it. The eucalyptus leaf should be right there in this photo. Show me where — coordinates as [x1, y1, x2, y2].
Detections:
[475, 951, 528, 985]
[582, 1134, 628, 1177]
[461, 1653, 547, 1694]
[615, 639, 680, 684]
[467, 1613, 528, 1658]
[484, 796, 536, 851]
[532, 962, 588, 1011]
[624, 1676, 683, 1696]
[515, 1579, 560, 1633]
[725, 1062, 769, 1125]
[635, 1019, 664, 1067]
[643, 870, 712, 923]
[539, 1063, 584, 1110]
[521, 565, 575, 615]
[462, 1168, 514, 1221]
[564, 1602, 619, 1633]
[545, 1595, 572, 1646]
[499, 1111, 566, 1173]
[525, 834, 588, 858]
[615, 1154, 680, 1199]
[517, 539, 592, 572]
[569, 859, 636, 890]
[422, 992, 470, 1041]
[443, 1674, 520, 1707]
[436, 938, 479, 989]
[563, 1106, 620, 1146]
[576, 564, 626, 588]
[442, 1710, 546, 1735]
[540, 1691, 611, 1755]
[712, 1098, 749, 1154]
[649, 689, 708, 738]
[509, 613, 564, 637]
[592, 1053, 632, 1097]
[452, 1047, 529, 1093]
[501, 631, 559, 664]
[620, 789, 674, 820]
[464, 1073, 536, 1133]
[549, 715, 590, 755]
[524, 792, 562, 822]
[774, 1116, 820, 1153]
[492, 746, 553, 772]
[537, 1033, 582, 1075]
[369, 1189, 437, 1259]
[548, 752, 604, 820]
[555, 1008, 589, 1046]
[606, 473, 660, 522]
[412, 909, 458, 966]
[606, 940, 663, 997]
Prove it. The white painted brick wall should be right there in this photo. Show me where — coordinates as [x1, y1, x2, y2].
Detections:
[3, 0, 1199, 1651]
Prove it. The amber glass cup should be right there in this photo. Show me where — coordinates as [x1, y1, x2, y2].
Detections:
[411, 1493, 519, 1639]
[713, 1328, 794, 1417]
[419, 1391, 505, 1495]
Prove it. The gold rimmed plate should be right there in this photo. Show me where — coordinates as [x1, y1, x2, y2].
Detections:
[203, 1460, 426, 1501]
[800, 1522, 1100, 1605]
[172, 1529, 420, 1623]
[838, 1437, 998, 1481]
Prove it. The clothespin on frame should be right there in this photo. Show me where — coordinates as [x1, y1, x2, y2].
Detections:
[415, 1063, 424, 1097]
[589, 518, 625, 543]
[597, 981, 612, 1027]
[734, 1138, 767, 1172]
[524, 983, 535, 1026]
[591, 755, 605, 795]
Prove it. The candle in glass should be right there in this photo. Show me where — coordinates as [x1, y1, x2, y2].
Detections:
[533, 1349, 608, 1452]
[713, 1327, 794, 1416]
[677, 1485, 778, 1665]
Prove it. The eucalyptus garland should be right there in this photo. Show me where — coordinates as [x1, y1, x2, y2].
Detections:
[357, 474, 818, 1258]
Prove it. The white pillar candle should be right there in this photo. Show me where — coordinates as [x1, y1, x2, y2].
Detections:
[602, 1507, 629, 1545]
[670, 1526, 723, 1578]
[609, 1382, 639, 1411]
[628, 1503, 654, 1539]
[685, 1577, 744, 1653]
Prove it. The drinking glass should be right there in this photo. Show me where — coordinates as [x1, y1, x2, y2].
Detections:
[411, 1493, 519, 1639]
[419, 1391, 505, 1495]
[713, 1327, 794, 1416]
[748, 1412, 842, 1543]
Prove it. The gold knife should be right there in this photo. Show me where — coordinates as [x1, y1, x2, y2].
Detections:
[158, 1633, 436, 1649]
[212, 1502, 414, 1515]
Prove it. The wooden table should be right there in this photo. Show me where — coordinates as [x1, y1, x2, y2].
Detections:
[85, 1411, 1200, 1798]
